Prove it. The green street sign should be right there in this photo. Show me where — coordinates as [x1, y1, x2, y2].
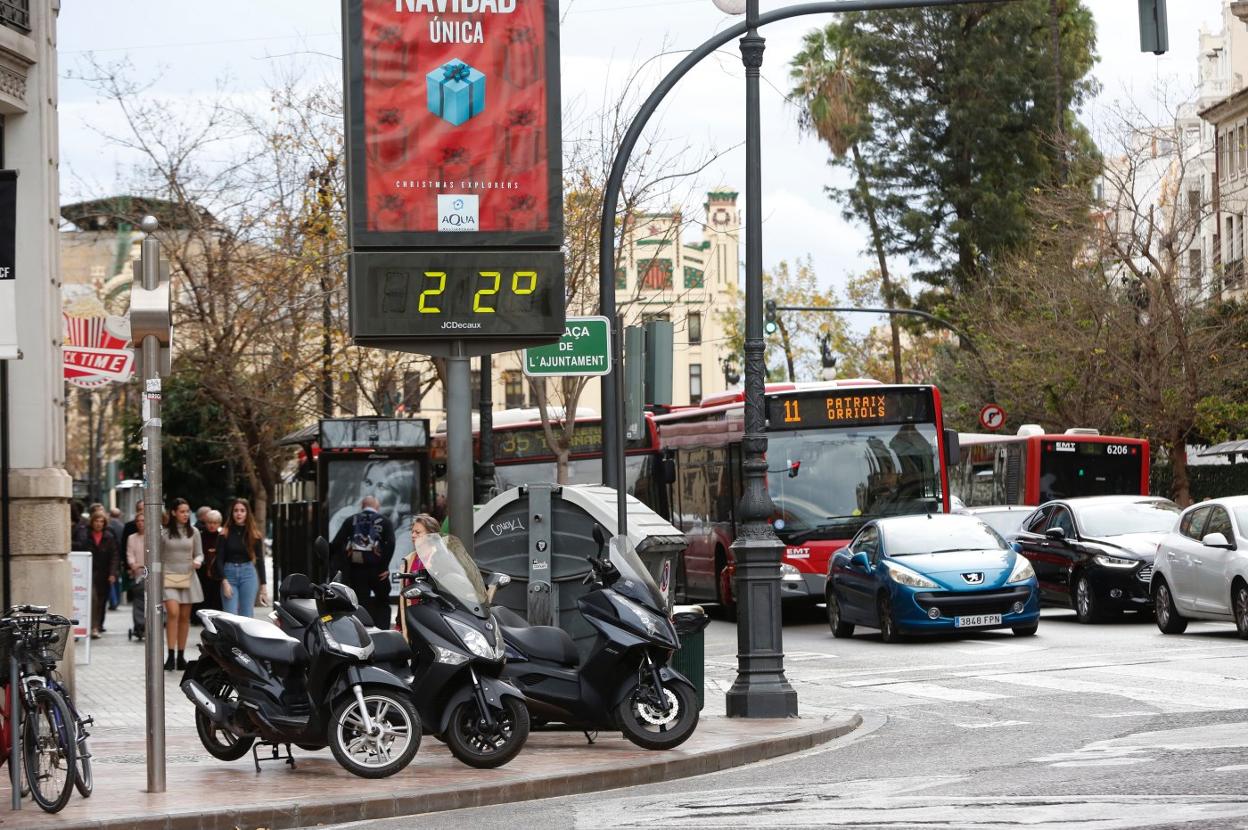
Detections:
[523, 316, 611, 377]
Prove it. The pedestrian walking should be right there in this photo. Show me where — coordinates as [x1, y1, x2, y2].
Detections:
[219, 498, 268, 618]
[195, 508, 224, 618]
[73, 509, 119, 639]
[125, 509, 148, 640]
[107, 507, 125, 610]
[162, 498, 204, 670]
[330, 495, 395, 630]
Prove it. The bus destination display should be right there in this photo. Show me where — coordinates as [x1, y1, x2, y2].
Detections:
[767, 388, 935, 430]
[349, 249, 565, 344]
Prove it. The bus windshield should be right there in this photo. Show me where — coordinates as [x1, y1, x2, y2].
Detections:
[767, 422, 943, 543]
[1038, 443, 1145, 502]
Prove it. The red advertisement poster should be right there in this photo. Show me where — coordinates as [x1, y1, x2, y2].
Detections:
[350, 0, 557, 242]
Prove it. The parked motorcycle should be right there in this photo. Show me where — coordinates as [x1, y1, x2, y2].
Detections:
[180, 573, 421, 779]
[276, 536, 529, 770]
[495, 529, 699, 750]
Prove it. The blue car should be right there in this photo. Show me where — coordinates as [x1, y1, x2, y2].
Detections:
[825, 513, 1041, 642]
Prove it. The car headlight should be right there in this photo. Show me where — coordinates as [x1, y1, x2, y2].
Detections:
[1094, 554, 1139, 568]
[883, 561, 939, 589]
[613, 594, 663, 637]
[447, 617, 502, 660]
[1006, 556, 1036, 584]
[780, 563, 803, 582]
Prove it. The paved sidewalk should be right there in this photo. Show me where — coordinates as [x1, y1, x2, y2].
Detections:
[0, 604, 859, 830]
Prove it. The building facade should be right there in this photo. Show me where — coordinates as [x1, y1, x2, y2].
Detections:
[0, 1, 73, 619]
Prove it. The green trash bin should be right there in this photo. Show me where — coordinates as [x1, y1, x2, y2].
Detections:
[670, 605, 709, 711]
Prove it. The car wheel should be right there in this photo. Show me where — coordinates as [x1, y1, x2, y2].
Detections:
[1234, 583, 1248, 641]
[1012, 624, 1038, 637]
[877, 593, 902, 643]
[1154, 580, 1188, 634]
[1073, 574, 1102, 624]
[826, 590, 854, 638]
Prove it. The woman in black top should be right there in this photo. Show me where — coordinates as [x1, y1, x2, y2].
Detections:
[219, 498, 268, 617]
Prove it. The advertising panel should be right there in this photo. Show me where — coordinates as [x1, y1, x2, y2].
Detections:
[69, 551, 92, 665]
[324, 455, 424, 594]
[343, 0, 562, 249]
[0, 170, 16, 361]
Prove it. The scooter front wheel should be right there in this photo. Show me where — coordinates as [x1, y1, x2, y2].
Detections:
[445, 696, 530, 769]
[328, 688, 421, 779]
[617, 680, 699, 751]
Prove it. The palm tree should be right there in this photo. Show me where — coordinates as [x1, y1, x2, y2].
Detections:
[791, 27, 903, 384]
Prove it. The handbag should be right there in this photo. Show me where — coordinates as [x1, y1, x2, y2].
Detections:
[164, 571, 192, 590]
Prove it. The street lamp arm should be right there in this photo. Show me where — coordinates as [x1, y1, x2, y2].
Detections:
[597, 0, 1020, 487]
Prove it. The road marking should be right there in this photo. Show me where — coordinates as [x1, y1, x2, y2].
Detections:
[954, 720, 1030, 729]
[872, 682, 1008, 702]
[1091, 712, 1157, 719]
[980, 672, 1241, 712]
[1106, 663, 1248, 690]
[1047, 758, 1154, 767]
[1215, 764, 1248, 772]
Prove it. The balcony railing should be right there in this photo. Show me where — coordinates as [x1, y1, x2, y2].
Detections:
[0, 0, 29, 35]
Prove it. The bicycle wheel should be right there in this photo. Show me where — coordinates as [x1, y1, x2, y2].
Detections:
[23, 687, 76, 813]
[72, 718, 91, 798]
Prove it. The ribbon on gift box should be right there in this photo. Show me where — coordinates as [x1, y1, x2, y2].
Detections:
[437, 147, 476, 183]
[434, 62, 474, 114]
[505, 194, 539, 230]
[503, 26, 540, 89]
[370, 25, 409, 86]
[367, 108, 408, 168]
[373, 194, 409, 232]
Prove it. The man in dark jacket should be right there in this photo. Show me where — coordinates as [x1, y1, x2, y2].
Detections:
[330, 495, 396, 629]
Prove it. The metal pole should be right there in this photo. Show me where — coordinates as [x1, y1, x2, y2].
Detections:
[446, 344, 474, 557]
[724, 0, 798, 719]
[140, 217, 166, 793]
[1, 361, 10, 612]
[9, 654, 18, 810]
[613, 314, 628, 537]
[475, 354, 495, 505]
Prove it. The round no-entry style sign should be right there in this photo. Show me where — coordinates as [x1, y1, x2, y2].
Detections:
[979, 403, 1006, 431]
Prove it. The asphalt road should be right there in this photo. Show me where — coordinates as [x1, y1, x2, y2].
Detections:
[325, 606, 1248, 829]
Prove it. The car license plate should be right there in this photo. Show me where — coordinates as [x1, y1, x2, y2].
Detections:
[955, 614, 1002, 628]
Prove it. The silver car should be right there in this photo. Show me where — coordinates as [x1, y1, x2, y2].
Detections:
[1152, 495, 1248, 637]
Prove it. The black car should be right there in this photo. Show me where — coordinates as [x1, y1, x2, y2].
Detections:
[1008, 496, 1180, 623]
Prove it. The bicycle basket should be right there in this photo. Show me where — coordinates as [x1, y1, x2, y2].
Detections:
[22, 618, 71, 665]
[0, 624, 14, 667]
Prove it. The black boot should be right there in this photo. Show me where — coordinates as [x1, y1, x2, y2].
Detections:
[175, 651, 187, 670]
[164, 650, 175, 671]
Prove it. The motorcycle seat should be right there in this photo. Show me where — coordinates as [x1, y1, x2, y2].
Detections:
[492, 605, 528, 628]
[501, 623, 578, 667]
[369, 629, 412, 663]
[281, 598, 319, 626]
[204, 611, 309, 665]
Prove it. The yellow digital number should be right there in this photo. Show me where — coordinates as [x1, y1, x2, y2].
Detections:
[418, 271, 446, 313]
[512, 270, 537, 295]
[474, 271, 500, 313]
[784, 399, 801, 424]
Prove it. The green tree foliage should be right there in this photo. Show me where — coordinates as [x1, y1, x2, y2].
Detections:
[801, 1, 1097, 295]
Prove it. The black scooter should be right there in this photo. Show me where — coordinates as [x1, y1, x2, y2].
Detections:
[181, 573, 421, 779]
[496, 529, 700, 750]
[276, 536, 529, 769]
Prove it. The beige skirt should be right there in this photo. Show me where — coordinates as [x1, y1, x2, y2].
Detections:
[163, 575, 204, 604]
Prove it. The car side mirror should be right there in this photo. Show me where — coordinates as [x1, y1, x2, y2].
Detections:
[851, 552, 871, 570]
[662, 455, 677, 484]
[1044, 527, 1067, 542]
[1202, 532, 1234, 549]
[943, 428, 961, 467]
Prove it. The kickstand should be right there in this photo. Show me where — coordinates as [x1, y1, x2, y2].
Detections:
[252, 741, 297, 773]
[583, 730, 598, 745]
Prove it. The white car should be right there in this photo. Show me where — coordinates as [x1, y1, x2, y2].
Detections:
[965, 505, 1033, 537]
[1152, 495, 1248, 637]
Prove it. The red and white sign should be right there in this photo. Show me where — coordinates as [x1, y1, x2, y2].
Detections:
[979, 403, 1006, 431]
[62, 289, 134, 389]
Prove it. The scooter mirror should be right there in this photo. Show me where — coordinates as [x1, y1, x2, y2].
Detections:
[592, 525, 605, 554]
[485, 572, 511, 589]
[313, 536, 331, 563]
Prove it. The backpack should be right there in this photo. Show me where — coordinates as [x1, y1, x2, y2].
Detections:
[348, 511, 384, 566]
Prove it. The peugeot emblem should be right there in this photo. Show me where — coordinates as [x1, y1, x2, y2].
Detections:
[962, 572, 984, 585]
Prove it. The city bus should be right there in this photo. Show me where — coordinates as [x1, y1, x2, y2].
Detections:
[430, 409, 667, 510]
[651, 380, 960, 611]
[950, 426, 1150, 507]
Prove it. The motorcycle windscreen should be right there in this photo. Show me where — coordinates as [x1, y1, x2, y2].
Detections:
[411, 534, 490, 617]
[607, 534, 665, 611]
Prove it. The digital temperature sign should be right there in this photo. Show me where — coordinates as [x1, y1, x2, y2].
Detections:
[349, 249, 565, 349]
[767, 387, 936, 430]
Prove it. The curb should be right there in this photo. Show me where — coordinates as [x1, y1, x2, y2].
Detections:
[50, 713, 861, 830]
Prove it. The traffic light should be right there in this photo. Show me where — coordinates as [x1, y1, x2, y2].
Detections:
[819, 334, 837, 369]
[764, 299, 778, 335]
[1138, 0, 1168, 55]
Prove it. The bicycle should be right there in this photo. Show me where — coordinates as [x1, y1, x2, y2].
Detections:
[0, 605, 83, 812]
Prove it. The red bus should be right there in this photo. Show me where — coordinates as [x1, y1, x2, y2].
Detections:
[950, 427, 1150, 507]
[653, 380, 960, 611]
[430, 410, 667, 509]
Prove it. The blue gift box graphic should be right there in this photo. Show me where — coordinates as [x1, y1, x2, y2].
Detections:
[426, 59, 486, 127]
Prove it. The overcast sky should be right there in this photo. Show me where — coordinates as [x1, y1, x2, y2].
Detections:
[57, 0, 1227, 308]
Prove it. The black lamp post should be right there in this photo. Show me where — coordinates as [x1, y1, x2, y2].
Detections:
[597, 0, 1022, 717]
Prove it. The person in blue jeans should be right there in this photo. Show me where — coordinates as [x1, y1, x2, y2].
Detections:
[219, 498, 268, 617]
